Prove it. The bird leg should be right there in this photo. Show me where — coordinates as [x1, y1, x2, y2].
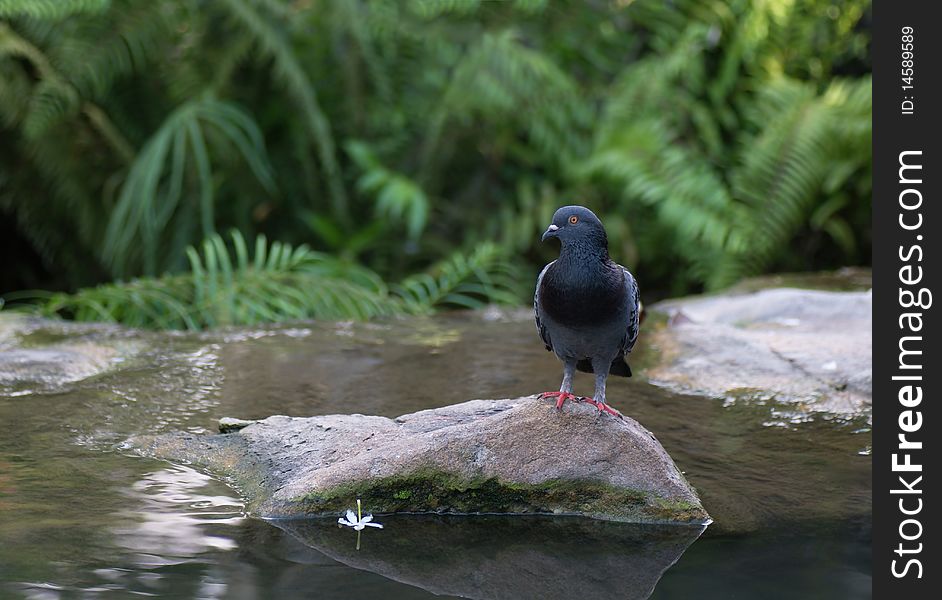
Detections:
[538, 360, 585, 409]
[585, 400, 623, 418]
[538, 391, 583, 410]
[582, 368, 624, 419]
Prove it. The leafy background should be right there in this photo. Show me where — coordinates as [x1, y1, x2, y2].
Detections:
[1, 0, 871, 329]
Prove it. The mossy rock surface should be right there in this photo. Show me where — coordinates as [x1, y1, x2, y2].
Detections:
[134, 397, 709, 524]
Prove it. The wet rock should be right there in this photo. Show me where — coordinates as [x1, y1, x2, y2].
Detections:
[0, 315, 128, 391]
[0, 345, 117, 386]
[218, 417, 257, 433]
[275, 515, 705, 600]
[724, 266, 872, 294]
[645, 281, 872, 417]
[135, 397, 709, 524]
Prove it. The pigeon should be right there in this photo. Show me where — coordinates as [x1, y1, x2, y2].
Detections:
[534, 205, 640, 418]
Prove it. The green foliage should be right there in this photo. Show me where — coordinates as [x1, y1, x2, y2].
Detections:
[103, 96, 275, 277]
[347, 141, 429, 241]
[428, 28, 590, 173]
[2, 0, 871, 324]
[395, 242, 522, 311]
[584, 68, 871, 288]
[0, 0, 109, 20]
[719, 77, 872, 287]
[579, 0, 872, 290]
[33, 231, 520, 329]
[219, 0, 350, 227]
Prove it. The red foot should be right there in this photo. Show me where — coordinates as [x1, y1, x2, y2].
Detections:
[537, 391, 585, 410]
[582, 398, 624, 419]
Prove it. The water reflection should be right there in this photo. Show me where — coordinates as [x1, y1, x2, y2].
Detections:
[13, 464, 245, 599]
[275, 516, 705, 600]
[111, 465, 244, 562]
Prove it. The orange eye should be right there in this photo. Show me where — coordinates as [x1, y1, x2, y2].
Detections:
[568, 215, 579, 224]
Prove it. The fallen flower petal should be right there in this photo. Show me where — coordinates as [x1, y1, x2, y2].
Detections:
[337, 499, 384, 531]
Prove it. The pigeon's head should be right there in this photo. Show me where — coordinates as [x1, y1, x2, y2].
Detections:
[541, 205, 608, 249]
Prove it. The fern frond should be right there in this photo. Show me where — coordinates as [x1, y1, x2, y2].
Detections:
[582, 118, 743, 256]
[1, 23, 81, 139]
[580, 3, 871, 290]
[427, 29, 590, 171]
[55, 1, 179, 101]
[0, 0, 109, 19]
[330, 0, 393, 103]
[394, 242, 523, 311]
[0, 21, 134, 155]
[34, 231, 396, 329]
[712, 76, 872, 287]
[408, 0, 481, 18]
[19, 233, 521, 329]
[347, 140, 429, 240]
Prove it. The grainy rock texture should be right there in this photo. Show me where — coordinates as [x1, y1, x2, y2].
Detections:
[135, 397, 708, 523]
[647, 286, 872, 416]
[274, 516, 704, 600]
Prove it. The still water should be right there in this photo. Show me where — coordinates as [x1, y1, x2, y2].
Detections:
[0, 310, 870, 598]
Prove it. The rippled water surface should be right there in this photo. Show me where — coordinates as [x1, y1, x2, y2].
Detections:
[0, 311, 871, 598]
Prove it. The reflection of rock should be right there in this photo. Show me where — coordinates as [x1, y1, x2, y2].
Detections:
[275, 515, 704, 600]
[646, 282, 871, 417]
[112, 464, 244, 558]
[136, 397, 708, 523]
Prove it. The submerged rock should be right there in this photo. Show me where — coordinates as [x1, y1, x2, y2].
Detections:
[646, 284, 872, 417]
[0, 345, 117, 387]
[0, 314, 135, 393]
[275, 515, 704, 600]
[135, 397, 709, 524]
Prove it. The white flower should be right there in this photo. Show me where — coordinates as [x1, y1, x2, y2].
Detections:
[338, 498, 384, 531]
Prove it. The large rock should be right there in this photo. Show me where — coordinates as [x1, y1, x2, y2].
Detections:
[135, 397, 709, 524]
[646, 285, 872, 417]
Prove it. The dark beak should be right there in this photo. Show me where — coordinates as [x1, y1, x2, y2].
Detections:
[541, 224, 560, 242]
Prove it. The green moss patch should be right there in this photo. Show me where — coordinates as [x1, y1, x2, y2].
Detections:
[288, 468, 707, 523]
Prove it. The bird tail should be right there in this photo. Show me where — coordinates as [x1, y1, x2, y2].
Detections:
[609, 357, 632, 377]
[576, 356, 632, 377]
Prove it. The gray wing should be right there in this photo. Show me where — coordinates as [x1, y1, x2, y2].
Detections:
[534, 261, 555, 352]
[621, 266, 641, 356]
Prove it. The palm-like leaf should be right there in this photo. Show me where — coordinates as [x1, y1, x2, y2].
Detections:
[103, 96, 275, 277]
